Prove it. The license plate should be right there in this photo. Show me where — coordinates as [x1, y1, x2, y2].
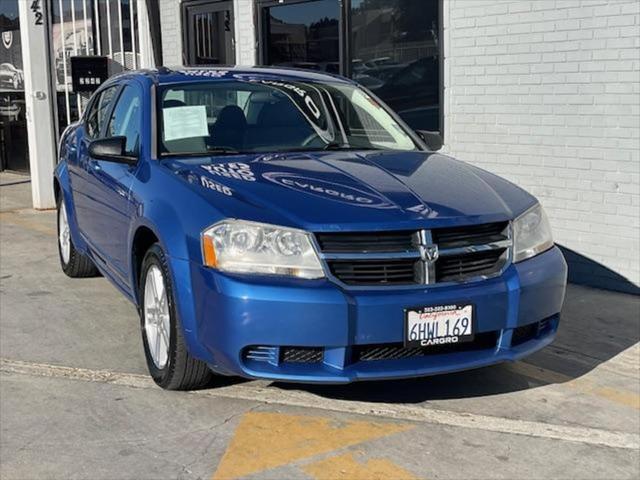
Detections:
[405, 304, 474, 348]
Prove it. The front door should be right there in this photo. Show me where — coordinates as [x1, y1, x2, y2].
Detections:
[75, 82, 142, 281]
[183, 0, 235, 65]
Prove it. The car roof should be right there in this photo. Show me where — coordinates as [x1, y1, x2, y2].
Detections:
[108, 65, 357, 87]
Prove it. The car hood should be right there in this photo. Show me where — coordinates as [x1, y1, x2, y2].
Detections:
[164, 150, 536, 231]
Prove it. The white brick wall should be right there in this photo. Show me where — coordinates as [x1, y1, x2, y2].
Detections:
[234, 0, 256, 65]
[158, 0, 182, 65]
[444, 0, 640, 292]
[158, 0, 256, 66]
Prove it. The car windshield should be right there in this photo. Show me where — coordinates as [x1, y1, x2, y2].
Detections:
[158, 79, 419, 156]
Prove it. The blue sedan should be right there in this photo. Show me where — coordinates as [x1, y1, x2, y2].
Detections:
[54, 67, 567, 390]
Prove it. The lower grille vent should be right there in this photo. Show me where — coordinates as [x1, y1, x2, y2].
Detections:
[354, 332, 499, 362]
[281, 347, 323, 363]
[512, 317, 555, 346]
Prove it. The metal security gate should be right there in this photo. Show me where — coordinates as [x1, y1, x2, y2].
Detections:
[49, 0, 152, 134]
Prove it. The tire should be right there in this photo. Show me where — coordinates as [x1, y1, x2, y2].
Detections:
[139, 243, 213, 390]
[57, 195, 100, 278]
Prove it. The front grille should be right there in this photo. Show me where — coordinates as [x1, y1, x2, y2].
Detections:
[432, 222, 508, 248]
[280, 347, 323, 363]
[436, 248, 507, 283]
[328, 259, 417, 285]
[354, 331, 499, 362]
[316, 222, 510, 287]
[316, 231, 415, 253]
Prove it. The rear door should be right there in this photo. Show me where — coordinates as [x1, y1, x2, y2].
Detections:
[75, 81, 143, 280]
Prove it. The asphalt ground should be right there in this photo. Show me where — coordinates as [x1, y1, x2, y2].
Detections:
[1, 172, 639, 480]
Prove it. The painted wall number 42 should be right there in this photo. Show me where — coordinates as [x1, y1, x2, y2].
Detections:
[31, 0, 43, 26]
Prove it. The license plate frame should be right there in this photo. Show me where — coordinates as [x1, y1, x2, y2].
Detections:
[403, 303, 475, 348]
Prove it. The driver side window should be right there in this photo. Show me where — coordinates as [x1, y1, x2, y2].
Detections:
[106, 84, 142, 156]
[85, 86, 118, 139]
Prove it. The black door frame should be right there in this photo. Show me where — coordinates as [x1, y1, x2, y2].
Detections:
[255, 0, 445, 141]
[181, 0, 236, 66]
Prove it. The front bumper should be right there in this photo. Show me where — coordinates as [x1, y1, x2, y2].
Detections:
[171, 246, 567, 383]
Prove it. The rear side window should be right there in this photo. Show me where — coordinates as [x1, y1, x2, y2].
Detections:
[85, 86, 118, 139]
[106, 84, 142, 155]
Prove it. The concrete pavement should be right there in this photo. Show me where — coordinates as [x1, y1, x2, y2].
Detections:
[1, 172, 639, 479]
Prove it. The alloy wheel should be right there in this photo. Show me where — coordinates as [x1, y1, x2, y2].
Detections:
[144, 265, 171, 369]
[58, 202, 71, 264]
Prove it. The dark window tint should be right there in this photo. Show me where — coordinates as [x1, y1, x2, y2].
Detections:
[264, 0, 339, 72]
[350, 0, 440, 133]
[106, 84, 142, 155]
[85, 86, 118, 138]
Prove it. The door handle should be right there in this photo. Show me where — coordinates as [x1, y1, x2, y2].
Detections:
[87, 159, 101, 172]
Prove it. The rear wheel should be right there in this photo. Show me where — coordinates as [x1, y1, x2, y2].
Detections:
[140, 244, 213, 390]
[57, 195, 100, 278]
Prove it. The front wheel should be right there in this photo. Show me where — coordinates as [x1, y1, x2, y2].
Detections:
[139, 244, 213, 390]
[57, 195, 100, 278]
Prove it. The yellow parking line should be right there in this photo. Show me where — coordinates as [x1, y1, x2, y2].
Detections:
[303, 452, 420, 480]
[211, 412, 413, 480]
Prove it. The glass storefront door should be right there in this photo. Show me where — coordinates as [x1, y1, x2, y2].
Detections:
[0, 0, 29, 172]
[183, 0, 235, 65]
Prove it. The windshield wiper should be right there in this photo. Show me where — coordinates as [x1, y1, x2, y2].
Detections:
[323, 142, 348, 150]
[161, 146, 241, 158]
[206, 146, 241, 154]
[323, 142, 385, 151]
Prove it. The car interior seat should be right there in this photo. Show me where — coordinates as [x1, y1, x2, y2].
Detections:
[210, 105, 247, 150]
[248, 100, 313, 148]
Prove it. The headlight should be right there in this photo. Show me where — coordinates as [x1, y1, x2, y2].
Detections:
[513, 204, 554, 262]
[201, 220, 324, 279]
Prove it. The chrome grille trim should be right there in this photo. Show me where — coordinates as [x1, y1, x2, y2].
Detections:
[437, 239, 512, 257]
[244, 346, 278, 363]
[320, 251, 422, 261]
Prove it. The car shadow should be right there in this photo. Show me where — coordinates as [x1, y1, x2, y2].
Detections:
[268, 283, 639, 404]
[559, 244, 640, 295]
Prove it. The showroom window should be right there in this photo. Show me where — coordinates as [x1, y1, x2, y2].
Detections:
[257, 0, 442, 135]
[260, 0, 340, 71]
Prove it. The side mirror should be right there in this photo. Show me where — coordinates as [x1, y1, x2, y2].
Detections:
[88, 136, 137, 165]
[416, 130, 443, 151]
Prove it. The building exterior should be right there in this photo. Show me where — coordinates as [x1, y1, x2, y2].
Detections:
[1, 0, 638, 293]
[160, 0, 640, 294]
